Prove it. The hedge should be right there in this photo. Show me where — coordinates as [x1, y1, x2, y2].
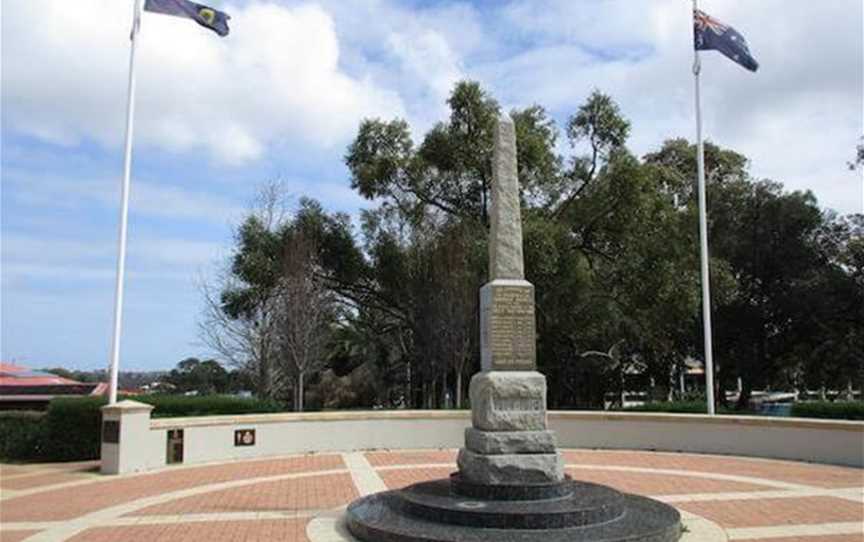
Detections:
[42, 397, 106, 461]
[623, 401, 737, 414]
[791, 401, 864, 421]
[136, 395, 282, 418]
[0, 395, 283, 462]
[0, 411, 46, 461]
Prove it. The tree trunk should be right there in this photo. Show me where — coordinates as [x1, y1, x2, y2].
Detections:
[295, 372, 305, 412]
[258, 356, 272, 400]
[456, 371, 463, 409]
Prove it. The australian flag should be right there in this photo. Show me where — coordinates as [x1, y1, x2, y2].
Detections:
[694, 9, 758, 72]
[145, 0, 230, 37]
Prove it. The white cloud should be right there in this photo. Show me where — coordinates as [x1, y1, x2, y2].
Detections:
[1, 0, 406, 164]
[481, 0, 863, 214]
[4, 167, 245, 223]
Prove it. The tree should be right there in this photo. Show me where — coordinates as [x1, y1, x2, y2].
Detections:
[162, 358, 229, 395]
[273, 229, 336, 412]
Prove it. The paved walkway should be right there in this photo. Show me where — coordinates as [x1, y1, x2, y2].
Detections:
[1, 450, 861, 541]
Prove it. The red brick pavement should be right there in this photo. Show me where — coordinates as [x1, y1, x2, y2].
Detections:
[752, 536, 864, 542]
[129, 473, 357, 516]
[365, 450, 456, 467]
[565, 467, 772, 495]
[562, 451, 862, 488]
[68, 519, 309, 542]
[0, 471, 95, 490]
[1, 450, 862, 541]
[378, 466, 453, 489]
[1, 454, 344, 522]
[677, 496, 864, 528]
[0, 531, 40, 542]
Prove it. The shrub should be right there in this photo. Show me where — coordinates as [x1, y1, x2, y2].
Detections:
[0, 411, 46, 461]
[791, 401, 864, 421]
[1, 395, 283, 462]
[623, 401, 739, 415]
[135, 394, 282, 418]
[43, 396, 106, 461]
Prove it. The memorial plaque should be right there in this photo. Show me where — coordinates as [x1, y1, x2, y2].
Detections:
[235, 428, 256, 447]
[166, 429, 184, 464]
[480, 282, 536, 371]
[102, 420, 120, 443]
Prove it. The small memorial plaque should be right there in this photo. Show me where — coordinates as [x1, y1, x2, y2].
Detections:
[481, 282, 536, 371]
[235, 428, 256, 447]
[102, 420, 120, 443]
[166, 429, 184, 464]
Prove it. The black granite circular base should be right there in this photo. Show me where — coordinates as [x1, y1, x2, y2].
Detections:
[346, 476, 681, 542]
[450, 473, 574, 501]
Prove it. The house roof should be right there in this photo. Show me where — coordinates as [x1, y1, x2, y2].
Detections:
[0, 362, 108, 397]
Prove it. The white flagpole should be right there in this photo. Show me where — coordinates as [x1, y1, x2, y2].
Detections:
[108, 0, 144, 404]
[692, 0, 716, 415]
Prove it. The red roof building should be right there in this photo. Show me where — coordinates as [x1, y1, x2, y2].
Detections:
[0, 362, 108, 410]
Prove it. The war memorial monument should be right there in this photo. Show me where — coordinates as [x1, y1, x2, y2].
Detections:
[345, 115, 683, 541]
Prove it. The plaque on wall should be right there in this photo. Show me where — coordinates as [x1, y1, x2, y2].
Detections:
[235, 429, 256, 447]
[166, 429, 184, 464]
[102, 420, 120, 443]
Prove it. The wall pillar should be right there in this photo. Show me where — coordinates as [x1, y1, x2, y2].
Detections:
[100, 400, 155, 474]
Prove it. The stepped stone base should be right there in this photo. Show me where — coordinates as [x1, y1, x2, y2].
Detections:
[458, 449, 565, 485]
[346, 477, 682, 542]
[465, 428, 557, 454]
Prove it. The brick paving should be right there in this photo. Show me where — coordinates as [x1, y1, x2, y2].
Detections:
[0, 531, 40, 542]
[365, 450, 456, 467]
[0, 454, 343, 522]
[0, 449, 861, 541]
[130, 473, 357, 516]
[67, 519, 309, 542]
[564, 467, 772, 495]
[678, 496, 864, 528]
[378, 466, 454, 489]
[563, 450, 864, 488]
[0, 471, 96, 491]
[750, 537, 864, 542]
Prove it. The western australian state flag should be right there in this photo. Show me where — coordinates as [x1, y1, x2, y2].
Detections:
[694, 9, 758, 72]
[145, 0, 230, 37]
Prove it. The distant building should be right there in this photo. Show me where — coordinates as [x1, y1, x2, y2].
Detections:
[0, 362, 108, 410]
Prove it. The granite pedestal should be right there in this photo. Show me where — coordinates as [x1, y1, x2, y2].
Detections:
[346, 475, 681, 541]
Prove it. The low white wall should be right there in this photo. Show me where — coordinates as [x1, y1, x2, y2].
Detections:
[548, 412, 864, 467]
[102, 409, 863, 474]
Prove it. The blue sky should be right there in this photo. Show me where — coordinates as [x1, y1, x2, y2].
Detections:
[2, 0, 862, 372]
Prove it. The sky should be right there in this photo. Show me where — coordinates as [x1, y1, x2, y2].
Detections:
[2, 0, 862, 372]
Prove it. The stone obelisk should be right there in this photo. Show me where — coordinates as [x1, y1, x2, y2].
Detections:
[346, 113, 682, 542]
[457, 114, 564, 485]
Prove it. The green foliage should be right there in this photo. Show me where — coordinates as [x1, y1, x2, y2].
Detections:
[135, 395, 282, 418]
[0, 411, 46, 461]
[161, 358, 233, 395]
[207, 79, 862, 412]
[791, 401, 864, 420]
[624, 402, 740, 415]
[43, 397, 106, 461]
[0, 396, 284, 462]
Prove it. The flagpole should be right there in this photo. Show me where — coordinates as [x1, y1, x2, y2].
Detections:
[108, 0, 144, 404]
[692, 0, 716, 415]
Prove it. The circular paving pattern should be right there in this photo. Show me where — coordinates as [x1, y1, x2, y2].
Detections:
[1, 449, 861, 542]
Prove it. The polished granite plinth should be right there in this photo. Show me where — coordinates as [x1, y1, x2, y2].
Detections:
[346, 474, 681, 542]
